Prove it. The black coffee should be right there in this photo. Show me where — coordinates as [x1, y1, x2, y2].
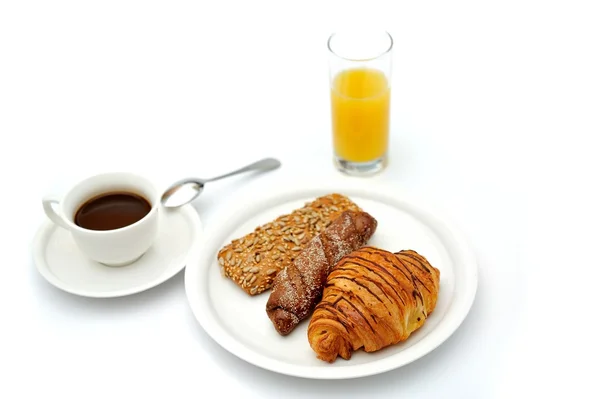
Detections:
[74, 192, 151, 231]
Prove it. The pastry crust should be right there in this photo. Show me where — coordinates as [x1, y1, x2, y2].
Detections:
[217, 194, 362, 296]
[307, 247, 440, 362]
[265, 211, 377, 335]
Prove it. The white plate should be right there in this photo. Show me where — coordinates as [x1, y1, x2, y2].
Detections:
[185, 180, 477, 379]
[33, 205, 203, 298]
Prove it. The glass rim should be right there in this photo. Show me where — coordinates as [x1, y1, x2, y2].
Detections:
[327, 30, 393, 62]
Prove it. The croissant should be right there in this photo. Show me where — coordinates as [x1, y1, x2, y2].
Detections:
[307, 246, 440, 362]
[265, 211, 377, 336]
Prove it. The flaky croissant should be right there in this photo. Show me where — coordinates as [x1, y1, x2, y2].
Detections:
[307, 246, 440, 362]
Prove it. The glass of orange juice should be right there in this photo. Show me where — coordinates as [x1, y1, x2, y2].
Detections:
[328, 29, 393, 176]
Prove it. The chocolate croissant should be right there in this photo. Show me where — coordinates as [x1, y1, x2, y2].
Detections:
[265, 211, 377, 336]
[307, 247, 440, 362]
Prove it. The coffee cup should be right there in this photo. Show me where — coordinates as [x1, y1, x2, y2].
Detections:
[42, 172, 160, 267]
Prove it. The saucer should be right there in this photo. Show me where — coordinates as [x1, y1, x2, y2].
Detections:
[32, 205, 203, 298]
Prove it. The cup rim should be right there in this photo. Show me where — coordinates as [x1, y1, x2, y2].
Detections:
[327, 30, 394, 62]
[60, 172, 159, 235]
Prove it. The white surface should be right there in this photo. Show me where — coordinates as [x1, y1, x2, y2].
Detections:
[1, 0, 599, 398]
[33, 204, 202, 298]
[186, 180, 477, 379]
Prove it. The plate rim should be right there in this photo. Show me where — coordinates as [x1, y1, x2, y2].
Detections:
[32, 204, 203, 299]
[184, 179, 478, 379]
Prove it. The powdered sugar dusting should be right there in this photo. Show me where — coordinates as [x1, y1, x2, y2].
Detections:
[328, 213, 355, 264]
[298, 236, 327, 299]
[272, 267, 305, 315]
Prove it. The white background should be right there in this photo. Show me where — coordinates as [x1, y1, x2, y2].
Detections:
[1, 0, 599, 398]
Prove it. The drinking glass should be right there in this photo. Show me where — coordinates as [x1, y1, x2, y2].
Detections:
[328, 29, 393, 176]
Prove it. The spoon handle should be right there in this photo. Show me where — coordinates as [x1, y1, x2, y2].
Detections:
[203, 157, 281, 183]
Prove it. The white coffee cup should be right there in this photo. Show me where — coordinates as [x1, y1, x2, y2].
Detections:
[42, 172, 160, 267]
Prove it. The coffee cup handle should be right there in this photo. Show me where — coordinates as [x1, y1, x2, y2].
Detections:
[42, 196, 71, 230]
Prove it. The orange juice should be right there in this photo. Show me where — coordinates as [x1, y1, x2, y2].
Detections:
[331, 68, 390, 163]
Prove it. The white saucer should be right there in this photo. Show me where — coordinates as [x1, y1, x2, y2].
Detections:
[33, 205, 203, 298]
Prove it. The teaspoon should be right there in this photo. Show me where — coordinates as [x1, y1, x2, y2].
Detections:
[160, 157, 281, 209]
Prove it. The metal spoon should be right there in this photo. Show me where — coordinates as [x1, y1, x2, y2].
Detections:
[160, 157, 281, 208]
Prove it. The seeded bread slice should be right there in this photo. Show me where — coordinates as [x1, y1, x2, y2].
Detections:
[217, 194, 362, 296]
